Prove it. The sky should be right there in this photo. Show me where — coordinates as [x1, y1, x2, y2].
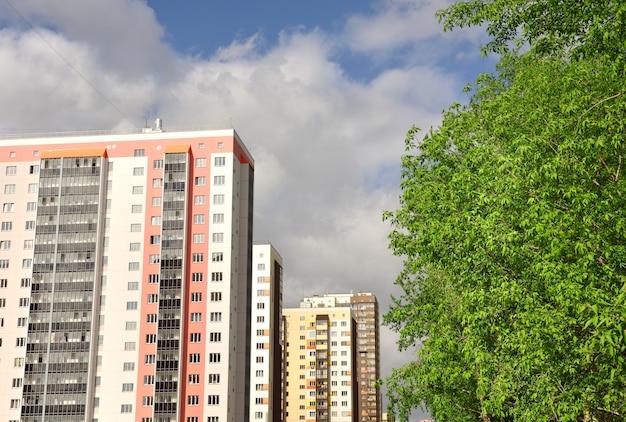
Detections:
[0, 0, 495, 419]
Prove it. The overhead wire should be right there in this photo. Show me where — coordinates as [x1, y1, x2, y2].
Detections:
[2, 0, 139, 128]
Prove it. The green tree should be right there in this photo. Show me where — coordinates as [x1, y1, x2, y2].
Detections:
[384, 31, 626, 422]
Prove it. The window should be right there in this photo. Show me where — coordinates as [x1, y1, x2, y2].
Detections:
[4, 184, 15, 194]
[131, 204, 142, 213]
[150, 235, 160, 244]
[132, 186, 144, 194]
[214, 156, 226, 166]
[125, 321, 137, 330]
[188, 395, 200, 406]
[0, 298, 6, 307]
[256, 343, 265, 350]
[130, 223, 142, 232]
[0, 240, 10, 250]
[17, 317, 27, 327]
[23, 239, 33, 249]
[188, 417, 199, 422]
[14, 357, 24, 367]
[257, 263, 265, 271]
[213, 194, 225, 204]
[207, 373, 220, 384]
[25, 220, 35, 230]
[149, 255, 160, 264]
[28, 183, 37, 193]
[146, 334, 157, 343]
[152, 178, 163, 188]
[133, 167, 144, 176]
[126, 301, 138, 310]
[194, 195, 205, 205]
[12, 378, 22, 388]
[256, 316, 265, 323]
[148, 274, 159, 283]
[145, 354, 156, 364]
[210, 292, 222, 302]
[152, 197, 162, 207]
[146, 314, 157, 323]
[123, 362, 135, 371]
[213, 213, 224, 223]
[256, 302, 265, 309]
[153, 159, 163, 169]
[5, 166, 16, 175]
[1, 222, 11, 231]
[144, 375, 154, 385]
[210, 332, 222, 342]
[142, 396, 154, 406]
[124, 342, 136, 351]
[194, 176, 206, 186]
[191, 312, 202, 322]
[134, 149, 145, 157]
[30, 164, 39, 174]
[189, 353, 201, 363]
[212, 232, 224, 243]
[128, 262, 140, 271]
[151, 216, 162, 226]
[128, 281, 139, 290]
[210, 312, 222, 322]
[121, 404, 133, 413]
[3, 203, 14, 213]
[191, 292, 202, 302]
[195, 158, 207, 167]
[208, 353, 221, 363]
[207, 395, 220, 405]
[192, 253, 204, 263]
[188, 374, 200, 384]
[211, 272, 223, 282]
[211, 252, 223, 262]
[213, 175, 225, 185]
[122, 383, 134, 392]
[129, 242, 141, 251]
[10, 399, 20, 409]
[193, 233, 204, 243]
[193, 214, 205, 224]
[26, 202, 36, 212]
[16, 337, 26, 347]
[21, 259, 31, 269]
[192, 272, 203, 282]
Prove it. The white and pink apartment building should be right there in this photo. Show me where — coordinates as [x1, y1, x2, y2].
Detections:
[0, 126, 255, 422]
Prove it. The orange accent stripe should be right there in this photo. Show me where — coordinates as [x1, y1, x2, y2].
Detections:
[165, 144, 191, 153]
[41, 148, 107, 158]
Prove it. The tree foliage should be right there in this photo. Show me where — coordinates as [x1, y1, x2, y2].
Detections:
[436, 0, 626, 62]
[384, 9, 626, 419]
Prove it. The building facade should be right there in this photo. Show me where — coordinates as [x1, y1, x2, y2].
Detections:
[0, 126, 254, 422]
[282, 306, 358, 422]
[249, 243, 283, 422]
[300, 293, 381, 421]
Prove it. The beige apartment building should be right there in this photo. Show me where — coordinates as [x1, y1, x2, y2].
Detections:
[300, 293, 381, 421]
[282, 306, 358, 421]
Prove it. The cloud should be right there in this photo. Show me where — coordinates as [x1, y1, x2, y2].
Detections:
[0, 1, 488, 419]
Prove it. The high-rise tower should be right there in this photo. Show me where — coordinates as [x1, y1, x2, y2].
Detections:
[0, 125, 254, 422]
[249, 243, 283, 422]
[300, 293, 381, 421]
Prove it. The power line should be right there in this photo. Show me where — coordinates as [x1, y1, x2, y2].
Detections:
[3, 0, 139, 128]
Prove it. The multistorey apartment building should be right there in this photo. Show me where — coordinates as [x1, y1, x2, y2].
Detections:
[249, 243, 283, 422]
[0, 125, 254, 422]
[300, 293, 381, 421]
[282, 306, 358, 422]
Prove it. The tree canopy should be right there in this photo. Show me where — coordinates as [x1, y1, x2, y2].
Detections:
[384, 2, 626, 421]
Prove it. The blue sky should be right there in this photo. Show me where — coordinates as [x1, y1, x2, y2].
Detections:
[0, 1, 496, 419]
